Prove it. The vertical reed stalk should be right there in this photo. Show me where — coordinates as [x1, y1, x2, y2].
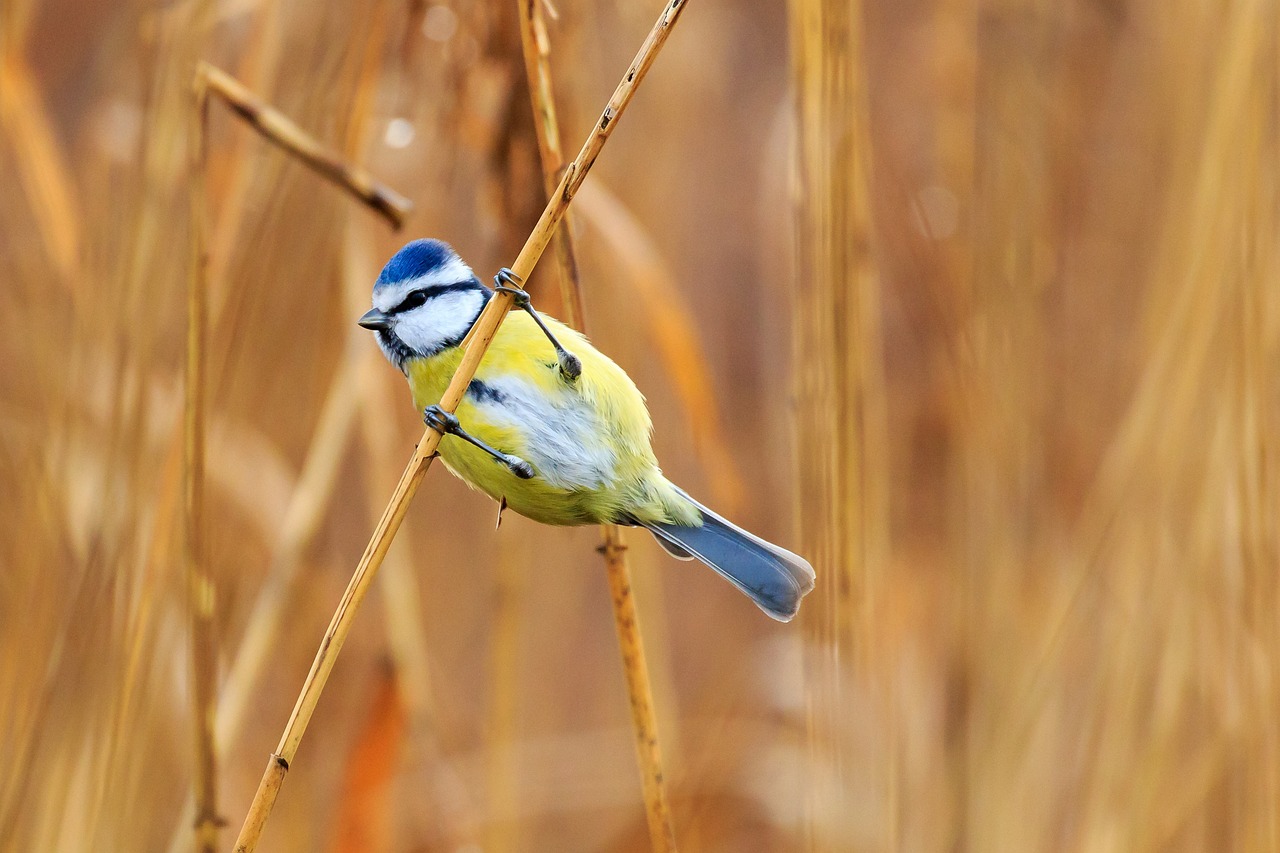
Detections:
[517, 0, 676, 848]
[207, 3, 285, 287]
[485, 529, 525, 853]
[601, 527, 678, 850]
[517, 0, 585, 325]
[178, 56, 413, 852]
[166, 76, 415, 839]
[231, 2, 691, 849]
[186, 71, 221, 853]
[788, 0, 888, 847]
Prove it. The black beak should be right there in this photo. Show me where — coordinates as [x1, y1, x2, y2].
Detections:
[358, 308, 392, 331]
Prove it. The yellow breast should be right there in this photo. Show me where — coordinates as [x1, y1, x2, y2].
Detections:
[404, 310, 694, 527]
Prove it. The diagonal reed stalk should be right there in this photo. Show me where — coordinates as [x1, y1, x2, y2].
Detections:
[231, 1, 691, 848]
[516, 0, 676, 848]
[194, 63, 412, 230]
[0, 52, 81, 282]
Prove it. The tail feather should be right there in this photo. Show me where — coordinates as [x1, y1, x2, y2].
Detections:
[637, 491, 815, 621]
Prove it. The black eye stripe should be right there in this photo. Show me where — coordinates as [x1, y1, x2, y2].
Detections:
[389, 280, 483, 313]
[393, 290, 428, 313]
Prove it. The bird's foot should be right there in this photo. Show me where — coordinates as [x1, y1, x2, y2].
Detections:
[422, 404, 460, 436]
[422, 404, 535, 479]
[493, 268, 583, 383]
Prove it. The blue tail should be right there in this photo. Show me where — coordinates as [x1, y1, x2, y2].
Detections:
[638, 490, 815, 622]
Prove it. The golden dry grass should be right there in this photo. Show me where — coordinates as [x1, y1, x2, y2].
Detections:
[2, 0, 1278, 850]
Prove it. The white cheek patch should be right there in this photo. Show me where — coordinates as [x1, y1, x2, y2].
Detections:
[471, 377, 618, 490]
[393, 289, 484, 356]
[373, 256, 476, 312]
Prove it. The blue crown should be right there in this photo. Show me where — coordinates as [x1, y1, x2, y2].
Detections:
[375, 239, 458, 288]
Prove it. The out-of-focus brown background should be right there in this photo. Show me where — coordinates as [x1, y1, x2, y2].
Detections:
[2, 0, 1277, 850]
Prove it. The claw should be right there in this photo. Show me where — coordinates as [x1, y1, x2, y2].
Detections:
[423, 404, 536, 479]
[422, 404, 459, 435]
[493, 267, 582, 383]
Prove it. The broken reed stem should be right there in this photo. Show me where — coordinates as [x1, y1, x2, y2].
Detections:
[194, 63, 413, 230]
[186, 73, 221, 853]
[517, 1, 676, 849]
[230, 1, 690, 850]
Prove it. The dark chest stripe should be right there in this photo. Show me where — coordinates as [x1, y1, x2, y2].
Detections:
[467, 378, 507, 404]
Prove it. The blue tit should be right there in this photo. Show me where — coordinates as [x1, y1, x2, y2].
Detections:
[358, 239, 815, 621]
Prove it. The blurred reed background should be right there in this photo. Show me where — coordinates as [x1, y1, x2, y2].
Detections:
[0, 0, 1277, 850]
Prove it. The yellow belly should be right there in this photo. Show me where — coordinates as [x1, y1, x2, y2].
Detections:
[405, 310, 697, 528]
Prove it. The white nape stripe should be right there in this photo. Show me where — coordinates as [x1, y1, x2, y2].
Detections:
[470, 375, 618, 490]
[373, 255, 476, 312]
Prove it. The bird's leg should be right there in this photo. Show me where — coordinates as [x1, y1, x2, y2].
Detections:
[492, 268, 583, 382]
[423, 405, 535, 479]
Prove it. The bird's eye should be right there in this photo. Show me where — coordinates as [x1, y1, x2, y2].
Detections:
[394, 290, 428, 313]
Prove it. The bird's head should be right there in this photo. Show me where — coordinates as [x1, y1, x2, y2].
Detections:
[360, 239, 489, 372]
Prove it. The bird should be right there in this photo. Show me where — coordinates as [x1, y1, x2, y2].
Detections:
[358, 238, 815, 621]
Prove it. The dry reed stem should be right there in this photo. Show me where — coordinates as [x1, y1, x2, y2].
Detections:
[517, 0, 585, 326]
[485, 530, 526, 853]
[186, 73, 221, 853]
[517, 1, 676, 848]
[788, 0, 888, 846]
[195, 63, 413, 230]
[0, 54, 81, 281]
[600, 528, 678, 851]
[162, 347, 365, 853]
[231, 2, 691, 848]
[206, 4, 286, 291]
